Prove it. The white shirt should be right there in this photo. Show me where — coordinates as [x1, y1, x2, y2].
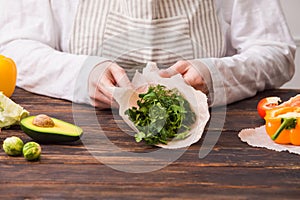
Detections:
[0, 0, 296, 106]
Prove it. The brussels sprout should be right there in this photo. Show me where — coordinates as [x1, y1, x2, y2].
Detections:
[2, 136, 24, 156]
[23, 142, 41, 161]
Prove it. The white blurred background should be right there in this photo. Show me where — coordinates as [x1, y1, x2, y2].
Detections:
[280, 0, 300, 88]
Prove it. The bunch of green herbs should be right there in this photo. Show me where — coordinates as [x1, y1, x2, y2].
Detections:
[125, 85, 196, 145]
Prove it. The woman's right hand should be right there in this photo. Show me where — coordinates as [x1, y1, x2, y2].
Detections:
[88, 61, 132, 109]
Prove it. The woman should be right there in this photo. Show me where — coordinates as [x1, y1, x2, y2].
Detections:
[0, 0, 296, 109]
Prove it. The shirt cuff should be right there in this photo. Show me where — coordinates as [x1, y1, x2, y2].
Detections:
[190, 58, 227, 107]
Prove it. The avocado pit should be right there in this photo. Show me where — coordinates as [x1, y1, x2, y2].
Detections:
[32, 114, 55, 128]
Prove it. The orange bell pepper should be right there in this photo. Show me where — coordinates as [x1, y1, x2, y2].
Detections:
[0, 55, 17, 97]
[265, 107, 300, 145]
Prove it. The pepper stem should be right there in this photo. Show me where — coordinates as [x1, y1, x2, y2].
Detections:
[271, 118, 297, 140]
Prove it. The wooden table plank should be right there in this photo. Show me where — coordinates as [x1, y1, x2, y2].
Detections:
[1, 165, 300, 199]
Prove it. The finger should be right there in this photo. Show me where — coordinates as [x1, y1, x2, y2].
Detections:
[90, 98, 111, 110]
[171, 60, 191, 74]
[110, 66, 132, 88]
[89, 75, 115, 104]
[159, 68, 178, 78]
[99, 79, 115, 100]
[93, 80, 121, 109]
[159, 61, 190, 78]
[90, 87, 119, 109]
[89, 87, 112, 106]
[90, 89, 118, 109]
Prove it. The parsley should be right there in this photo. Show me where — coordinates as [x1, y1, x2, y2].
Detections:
[125, 85, 196, 145]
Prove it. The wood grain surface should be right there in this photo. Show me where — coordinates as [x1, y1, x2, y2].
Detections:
[0, 88, 300, 199]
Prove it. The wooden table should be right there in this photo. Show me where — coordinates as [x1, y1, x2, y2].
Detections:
[1, 87, 300, 199]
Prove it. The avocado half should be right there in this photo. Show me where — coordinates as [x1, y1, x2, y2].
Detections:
[20, 116, 83, 143]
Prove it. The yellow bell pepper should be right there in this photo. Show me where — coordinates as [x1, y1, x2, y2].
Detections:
[0, 55, 17, 97]
[265, 107, 300, 145]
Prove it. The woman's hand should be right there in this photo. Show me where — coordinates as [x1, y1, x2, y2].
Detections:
[159, 60, 210, 95]
[88, 61, 131, 109]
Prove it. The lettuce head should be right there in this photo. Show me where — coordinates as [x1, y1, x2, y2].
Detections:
[0, 92, 29, 129]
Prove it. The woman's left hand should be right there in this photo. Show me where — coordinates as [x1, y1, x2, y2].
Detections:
[159, 60, 210, 95]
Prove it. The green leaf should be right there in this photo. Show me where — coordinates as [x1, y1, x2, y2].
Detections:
[135, 132, 146, 142]
[125, 85, 196, 145]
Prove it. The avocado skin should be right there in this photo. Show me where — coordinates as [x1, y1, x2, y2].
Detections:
[20, 116, 83, 143]
[21, 125, 82, 143]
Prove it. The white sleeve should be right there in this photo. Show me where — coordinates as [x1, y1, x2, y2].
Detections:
[0, 0, 108, 104]
[201, 0, 296, 106]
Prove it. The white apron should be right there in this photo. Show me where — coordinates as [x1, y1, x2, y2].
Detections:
[70, 0, 225, 76]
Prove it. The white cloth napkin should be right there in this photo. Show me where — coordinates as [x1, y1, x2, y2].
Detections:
[238, 125, 300, 155]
